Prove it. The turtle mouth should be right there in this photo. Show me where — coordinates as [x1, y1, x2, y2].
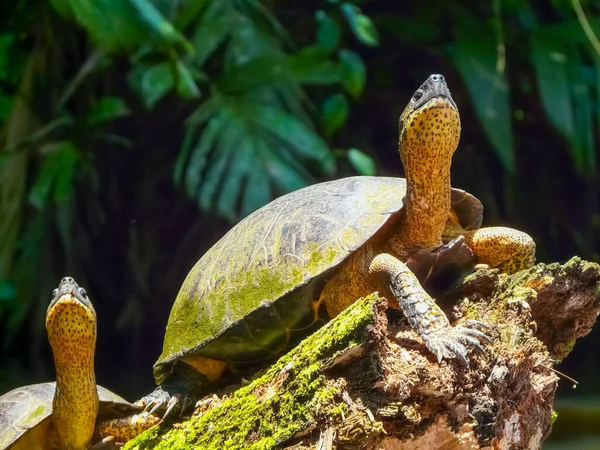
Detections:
[46, 294, 97, 330]
[420, 95, 456, 111]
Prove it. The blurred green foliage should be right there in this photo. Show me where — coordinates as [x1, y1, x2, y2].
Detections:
[1, 0, 600, 443]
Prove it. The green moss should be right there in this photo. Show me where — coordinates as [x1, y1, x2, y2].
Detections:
[156, 243, 341, 374]
[551, 410, 558, 424]
[125, 294, 381, 450]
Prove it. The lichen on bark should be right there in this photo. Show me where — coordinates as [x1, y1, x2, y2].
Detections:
[124, 257, 600, 450]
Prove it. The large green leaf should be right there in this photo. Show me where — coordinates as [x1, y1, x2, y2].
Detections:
[570, 51, 595, 173]
[218, 47, 339, 93]
[180, 96, 335, 220]
[449, 23, 515, 172]
[530, 36, 574, 143]
[68, 0, 191, 53]
[241, 102, 334, 172]
[189, 0, 234, 67]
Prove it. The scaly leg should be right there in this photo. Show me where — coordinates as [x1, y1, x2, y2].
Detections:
[368, 253, 489, 365]
[463, 227, 535, 274]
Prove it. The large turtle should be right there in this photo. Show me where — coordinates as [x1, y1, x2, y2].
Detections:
[138, 74, 536, 416]
[0, 277, 158, 449]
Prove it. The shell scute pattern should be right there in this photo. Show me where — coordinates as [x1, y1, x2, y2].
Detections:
[156, 177, 409, 371]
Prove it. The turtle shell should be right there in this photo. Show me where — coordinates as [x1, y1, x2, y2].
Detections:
[154, 176, 482, 383]
[0, 382, 136, 450]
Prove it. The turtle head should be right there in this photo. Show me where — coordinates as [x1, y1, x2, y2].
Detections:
[46, 276, 97, 359]
[398, 74, 461, 177]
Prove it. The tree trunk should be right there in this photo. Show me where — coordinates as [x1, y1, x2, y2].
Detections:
[124, 257, 600, 450]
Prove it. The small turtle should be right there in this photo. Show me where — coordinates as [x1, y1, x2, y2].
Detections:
[138, 74, 536, 417]
[0, 277, 159, 449]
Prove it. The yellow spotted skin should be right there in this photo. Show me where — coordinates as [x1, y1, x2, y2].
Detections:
[96, 414, 161, 442]
[395, 96, 461, 255]
[464, 226, 536, 274]
[46, 277, 99, 450]
[320, 74, 535, 362]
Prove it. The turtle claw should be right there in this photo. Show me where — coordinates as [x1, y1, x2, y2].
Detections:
[148, 399, 166, 417]
[135, 387, 172, 418]
[164, 394, 181, 418]
[136, 386, 196, 419]
[423, 321, 492, 366]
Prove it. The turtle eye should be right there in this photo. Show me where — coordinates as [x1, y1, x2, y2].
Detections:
[52, 288, 58, 298]
[412, 90, 423, 103]
[78, 287, 87, 297]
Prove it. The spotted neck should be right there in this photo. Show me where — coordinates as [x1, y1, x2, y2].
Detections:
[47, 298, 99, 450]
[389, 83, 461, 258]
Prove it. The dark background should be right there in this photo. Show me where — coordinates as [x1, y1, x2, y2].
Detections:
[0, 0, 598, 445]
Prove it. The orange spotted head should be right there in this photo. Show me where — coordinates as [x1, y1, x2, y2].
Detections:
[399, 74, 461, 175]
[45, 276, 97, 359]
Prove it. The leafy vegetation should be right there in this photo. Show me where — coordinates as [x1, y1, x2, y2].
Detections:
[0, 2, 599, 436]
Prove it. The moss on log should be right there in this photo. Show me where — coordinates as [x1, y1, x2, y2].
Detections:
[124, 257, 600, 450]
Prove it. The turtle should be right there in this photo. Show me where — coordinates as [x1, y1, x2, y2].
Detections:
[137, 73, 536, 417]
[0, 277, 159, 449]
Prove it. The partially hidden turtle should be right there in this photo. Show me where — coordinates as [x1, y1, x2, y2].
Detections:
[137, 74, 536, 416]
[0, 277, 159, 449]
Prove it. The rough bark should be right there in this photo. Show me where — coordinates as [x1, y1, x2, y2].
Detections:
[124, 257, 600, 450]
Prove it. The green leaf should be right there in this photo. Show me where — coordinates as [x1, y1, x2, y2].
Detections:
[49, 0, 74, 19]
[348, 148, 375, 176]
[242, 165, 271, 217]
[570, 53, 595, 173]
[265, 149, 311, 193]
[289, 46, 341, 85]
[69, 0, 191, 53]
[241, 102, 335, 174]
[184, 112, 228, 199]
[339, 50, 366, 98]
[199, 118, 242, 211]
[28, 141, 79, 209]
[190, 0, 233, 67]
[128, 62, 174, 108]
[341, 3, 379, 47]
[216, 136, 255, 221]
[449, 24, 515, 173]
[181, 96, 335, 220]
[237, 0, 290, 43]
[87, 96, 130, 126]
[316, 10, 341, 52]
[174, 60, 201, 99]
[0, 280, 16, 301]
[530, 36, 574, 142]
[321, 94, 349, 137]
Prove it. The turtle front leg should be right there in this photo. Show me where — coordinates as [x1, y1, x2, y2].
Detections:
[463, 227, 535, 274]
[95, 413, 162, 445]
[368, 253, 490, 365]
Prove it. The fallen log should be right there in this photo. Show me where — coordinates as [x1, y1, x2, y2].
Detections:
[124, 257, 600, 450]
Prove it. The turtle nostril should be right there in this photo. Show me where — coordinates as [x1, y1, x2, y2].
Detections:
[430, 74, 444, 82]
[62, 276, 73, 284]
